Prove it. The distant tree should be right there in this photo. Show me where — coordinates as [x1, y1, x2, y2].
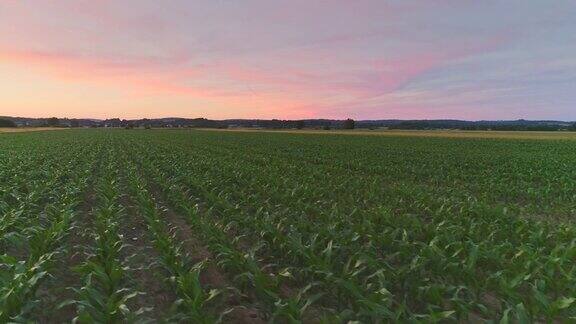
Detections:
[142, 121, 151, 129]
[47, 117, 60, 127]
[342, 118, 355, 129]
[295, 120, 305, 129]
[570, 123, 576, 131]
[70, 119, 80, 128]
[323, 125, 331, 130]
[0, 119, 16, 128]
[104, 118, 121, 127]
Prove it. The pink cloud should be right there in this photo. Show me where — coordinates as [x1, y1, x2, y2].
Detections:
[367, 35, 511, 94]
[0, 48, 216, 96]
[0, 47, 313, 118]
[0, 0, 513, 120]
[0, 36, 504, 120]
[2, 1, 569, 119]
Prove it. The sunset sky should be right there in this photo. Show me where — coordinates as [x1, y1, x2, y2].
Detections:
[1, 1, 575, 120]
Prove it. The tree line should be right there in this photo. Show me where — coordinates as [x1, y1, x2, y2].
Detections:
[3, 116, 576, 131]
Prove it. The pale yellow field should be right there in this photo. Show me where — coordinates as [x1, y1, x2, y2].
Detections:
[0, 127, 66, 133]
[199, 128, 576, 140]
[3, 127, 575, 140]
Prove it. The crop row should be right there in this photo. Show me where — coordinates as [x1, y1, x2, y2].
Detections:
[1, 129, 575, 322]
[0, 137, 98, 321]
[119, 130, 576, 322]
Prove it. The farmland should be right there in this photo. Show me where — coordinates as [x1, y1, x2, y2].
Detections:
[1, 129, 576, 323]
[0, 127, 66, 133]
[201, 128, 576, 140]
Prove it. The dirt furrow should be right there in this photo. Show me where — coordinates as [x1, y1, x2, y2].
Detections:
[34, 177, 98, 322]
[118, 185, 177, 320]
[145, 180, 265, 323]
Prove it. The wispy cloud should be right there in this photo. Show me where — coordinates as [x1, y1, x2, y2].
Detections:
[0, 0, 575, 119]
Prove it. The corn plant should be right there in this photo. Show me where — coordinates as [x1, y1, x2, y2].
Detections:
[64, 152, 141, 323]
[3, 128, 576, 322]
[123, 156, 218, 323]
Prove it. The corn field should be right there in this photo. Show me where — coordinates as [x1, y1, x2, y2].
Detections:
[1, 129, 576, 323]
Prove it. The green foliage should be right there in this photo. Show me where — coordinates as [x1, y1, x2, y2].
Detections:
[119, 129, 576, 322]
[342, 118, 355, 129]
[0, 119, 16, 127]
[67, 159, 140, 323]
[2, 129, 576, 322]
[46, 117, 60, 127]
[0, 133, 96, 321]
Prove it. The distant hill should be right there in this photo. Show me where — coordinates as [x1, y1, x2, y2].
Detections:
[1, 116, 575, 131]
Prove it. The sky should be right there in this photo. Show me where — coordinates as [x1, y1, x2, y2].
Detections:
[0, 1, 575, 120]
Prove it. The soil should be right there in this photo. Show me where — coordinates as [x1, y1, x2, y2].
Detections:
[118, 186, 177, 321]
[34, 178, 97, 322]
[145, 176, 267, 323]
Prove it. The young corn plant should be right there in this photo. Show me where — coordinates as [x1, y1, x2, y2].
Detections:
[129, 151, 312, 322]
[123, 158, 218, 323]
[65, 156, 141, 323]
[0, 147, 95, 321]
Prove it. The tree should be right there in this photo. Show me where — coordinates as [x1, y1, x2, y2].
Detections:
[47, 117, 60, 127]
[104, 118, 121, 127]
[571, 123, 576, 131]
[0, 119, 16, 128]
[342, 118, 355, 129]
[295, 120, 305, 129]
[70, 119, 80, 128]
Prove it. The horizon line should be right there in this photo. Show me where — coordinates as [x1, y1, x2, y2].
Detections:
[2, 115, 576, 123]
